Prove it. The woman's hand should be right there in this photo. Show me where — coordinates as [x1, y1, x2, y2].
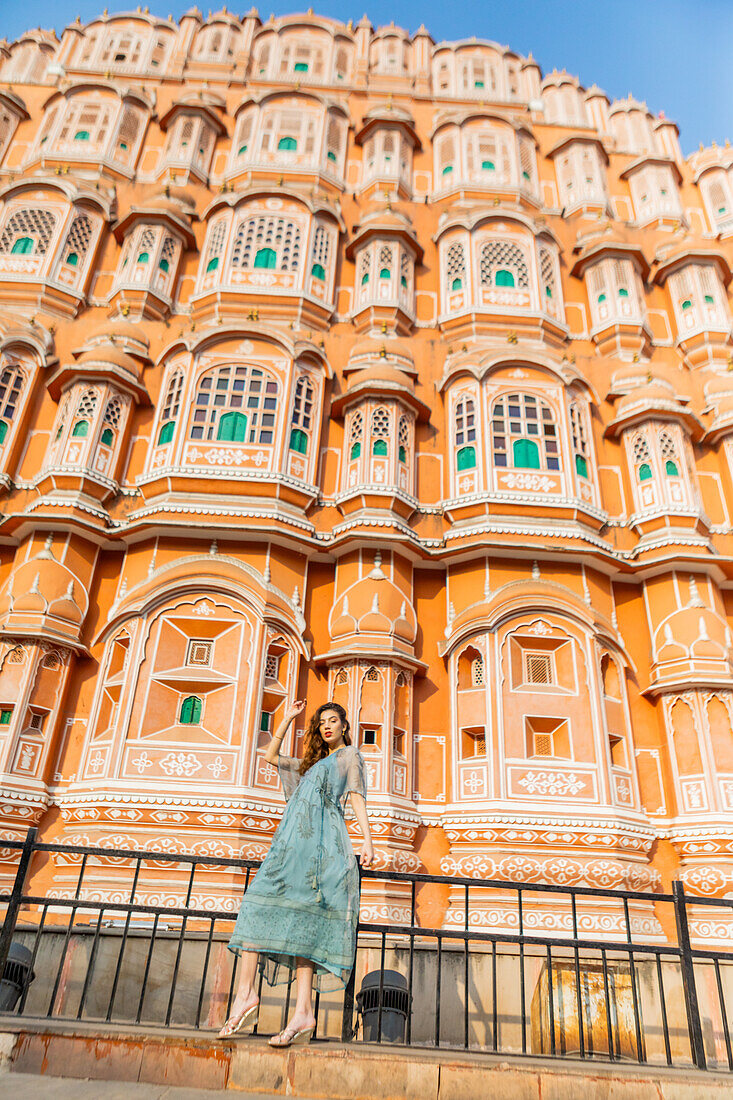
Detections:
[283, 699, 306, 725]
[359, 837, 374, 868]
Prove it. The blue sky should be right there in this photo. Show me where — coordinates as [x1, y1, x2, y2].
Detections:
[3, 0, 731, 155]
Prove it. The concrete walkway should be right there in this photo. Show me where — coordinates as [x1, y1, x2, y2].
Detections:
[0, 1070, 293, 1099]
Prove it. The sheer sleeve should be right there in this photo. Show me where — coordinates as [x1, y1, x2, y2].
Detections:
[277, 755, 301, 801]
[345, 747, 367, 801]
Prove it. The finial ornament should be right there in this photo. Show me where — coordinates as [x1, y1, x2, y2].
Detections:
[688, 575, 704, 608]
[532, 561, 540, 581]
[369, 551, 386, 580]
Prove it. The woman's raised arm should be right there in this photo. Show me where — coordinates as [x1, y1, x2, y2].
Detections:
[263, 698, 306, 765]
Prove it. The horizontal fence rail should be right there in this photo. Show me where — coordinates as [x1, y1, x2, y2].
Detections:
[0, 828, 731, 1071]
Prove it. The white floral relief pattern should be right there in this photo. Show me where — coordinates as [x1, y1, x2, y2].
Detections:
[517, 771, 586, 796]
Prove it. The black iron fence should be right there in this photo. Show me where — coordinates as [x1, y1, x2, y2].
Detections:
[0, 827, 732, 1072]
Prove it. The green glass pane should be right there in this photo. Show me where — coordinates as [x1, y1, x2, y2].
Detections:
[474, 80, 484, 88]
[665, 460, 679, 476]
[598, 292, 606, 302]
[290, 428, 308, 454]
[545, 286, 552, 298]
[451, 277, 462, 290]
[100, 427, 114, 446]
[11, 237, 33, 255]
[0, 421, 7, 444]
[705, 295, 714, 304]
[398, 444, 406, 462]
[260, 712, 271, 732]
[72, 420, 89, 438]
[513, 437, 540, 469]
[327, 150, 336, 161]
[137, 252, 149, 264]
[238, 144, 248, 155]
[0, 708, 12, 725]
[294, 61, 308, 72]
[361, 273, 370, 285]
[522, 170, 530, 180]
[481, 160, 495, 171]
[277, 135, 297, 151]
[681, 299, 692, 310]
[401, 275, 407, 288]
[373, 439, 388, 456]
[74, 130, 90, 141]
[158, 420, 175, 445]
[496, 269, 515, 288]
[206, 256, 219, 272]
[442, 164, 453, 176]
[575, 454, 588, 479]
[66, 252, 79, 267]
[180, 695, 202, 724]
[379, 268, 390, 279]
[457, 445, 475, 471]
[254, 247, 276, 269]
[638, 463, 652, 481]
[311, 262, 325, 280]
[159, 258, 170, 272]
[618, 288, 629, 298]
[217, 411, 248, 442]
[350, 442, 361, 460]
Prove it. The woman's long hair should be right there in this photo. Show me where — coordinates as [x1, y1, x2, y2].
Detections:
[299, 702, 351, 775]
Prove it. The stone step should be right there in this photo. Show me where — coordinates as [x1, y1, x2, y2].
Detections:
[1, 1017, 732, 1099]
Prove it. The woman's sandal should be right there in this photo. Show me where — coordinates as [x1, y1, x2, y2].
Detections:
[217, 1001, 259, 1039]
[268, 1023, 315, 1048]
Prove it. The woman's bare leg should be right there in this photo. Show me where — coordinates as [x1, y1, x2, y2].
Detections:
[218, 950, 260, 1036]
[270, 958, 316, 1042]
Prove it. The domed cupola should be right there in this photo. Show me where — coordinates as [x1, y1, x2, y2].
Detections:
[328, 551, 417, 659]
[0, 535, 88, 647]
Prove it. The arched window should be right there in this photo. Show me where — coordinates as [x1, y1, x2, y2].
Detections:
[659, 430, 680, 477]
[277, 135, 297, 151]
[446, 241, 466, 292]
[479, 240, 529, 288]
[471, 654, 484, 686]
[491, 393, 560, 471]
[0, 364, 24, 446]
[569, 401, 590, 479]
[202, 217, 226, 276]
[190, 364, 277, 444]
[157, 371, 183, 446]
[231, 216, 302, 272]
[349, 410, 363, 460]
[539, 245, 558, 310]
[179, 695, 202, 724]
[100, 396, 123, 447]
[632, 433, 652, 481]
[398, 415, 409, 465]
[455, 395, 476, 469]
[371, 406, 390, 455]
[310, 223, 330, 283]
[0, 209, 57, 257]
[290, 375, 314, 453]
[72, 420, 89, 438]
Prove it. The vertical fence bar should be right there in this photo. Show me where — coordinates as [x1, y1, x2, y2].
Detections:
[622, 897, 644, 1064]
[655, 952, 672, 1067]
[518, 889, 526, 1055]
[463, 884, 469, 1050]
[434, 933, 442, 1048]
[714, 958, 732, 1071]
[135, 912, 159, 1024]
[406, 878, 416, 1046]
[106, 856, 142, 1021]
[600, 947, 614, 1061]
[341, 864, 362, 1042]
[0, 827, 37, 979]
[18, 901, 48, 1014]
[195, 917, 216, 1030]
[673, 880, 707, 1070]
[570, 892, 585, 1059]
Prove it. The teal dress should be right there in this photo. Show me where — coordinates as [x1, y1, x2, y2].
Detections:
[229, 744, 367, 991]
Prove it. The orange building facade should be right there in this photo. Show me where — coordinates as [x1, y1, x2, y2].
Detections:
[1, 9, 733, 944]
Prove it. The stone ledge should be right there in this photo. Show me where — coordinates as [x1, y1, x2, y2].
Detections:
[0, 1018, 732, 1099]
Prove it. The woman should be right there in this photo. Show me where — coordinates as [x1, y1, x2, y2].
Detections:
[219, 698, 373, 1046]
